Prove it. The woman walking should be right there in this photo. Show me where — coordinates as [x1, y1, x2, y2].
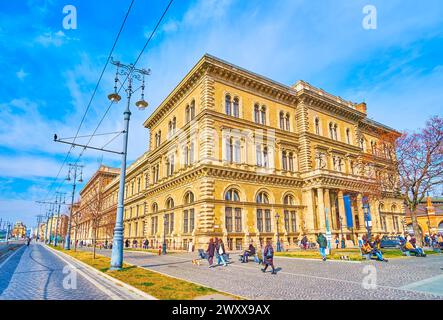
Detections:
[207, 238, 215, 268]
[216, 239, 227, 266]
[261, 240, 276, 274]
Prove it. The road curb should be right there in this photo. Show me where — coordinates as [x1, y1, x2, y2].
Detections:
[46, 245, 157, 300]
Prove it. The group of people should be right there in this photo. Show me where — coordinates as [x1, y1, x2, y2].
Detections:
[360, 235, 388, 262]
[399, 234, 426, 257]
[202, 239, 277, 274]
[424, 233, 443, 248]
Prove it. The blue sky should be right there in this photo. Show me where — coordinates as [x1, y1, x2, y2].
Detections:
[0, 0, 442, 228]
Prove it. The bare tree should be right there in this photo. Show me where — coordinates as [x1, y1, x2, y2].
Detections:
[376, 116, 443, 245]
[81, 181, 104, 259]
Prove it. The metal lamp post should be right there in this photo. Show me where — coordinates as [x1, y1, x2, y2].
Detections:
[64, 164, 83, 250]
[339, 216, 345, 248]
[275, 213, 281, 252]
[109, 58, 150, 270]
[162, 217, 167, 255]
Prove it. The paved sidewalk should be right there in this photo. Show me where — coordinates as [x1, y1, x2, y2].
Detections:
[0, 242, 149, 300]
[78, 246, 443, 300]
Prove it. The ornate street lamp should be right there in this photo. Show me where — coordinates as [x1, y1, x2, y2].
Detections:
[275, 213, 281, 252]
[109, 58, 150, 270]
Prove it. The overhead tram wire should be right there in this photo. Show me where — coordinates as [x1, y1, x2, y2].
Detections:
[49, 0, 174, 199]
[43, 0, 136, 202]
[69, 0, 175, 165]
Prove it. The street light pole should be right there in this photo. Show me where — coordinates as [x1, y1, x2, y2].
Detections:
[64, 164, 83, 250]
[47, 204, 54, 245]
[275, 213, 281, 252]
[53, 192, 66, 247]
[162, 217, 167, 254]
[339, 216, 345, 248]
[109, 58, 150, 270]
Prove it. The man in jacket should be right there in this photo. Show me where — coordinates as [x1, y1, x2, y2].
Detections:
[316, 233, 327, 261]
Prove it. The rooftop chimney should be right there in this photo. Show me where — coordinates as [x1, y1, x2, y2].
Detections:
[356, 102, 367, 114]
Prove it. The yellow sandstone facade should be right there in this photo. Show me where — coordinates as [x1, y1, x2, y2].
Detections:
[75, 54, 405, 251]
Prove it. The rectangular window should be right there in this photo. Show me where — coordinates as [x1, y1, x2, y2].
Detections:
[284, 210, 290, 231]
[235, 238, 242, 251]
[235, 208, 242, 232]
[225, 207, 233, 232]
[170, 213, 174, 234]
[256, 145, 262, 167]
[257, 209, 263, 232]
[265, 209, 271, 232]
[164, 214, 169, 235]
[183, 210, 188, 233]
[190, 209, 195, 232]
[291, 211, 296, 232]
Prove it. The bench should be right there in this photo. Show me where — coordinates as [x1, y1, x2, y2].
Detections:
[238, 253, 261, 263]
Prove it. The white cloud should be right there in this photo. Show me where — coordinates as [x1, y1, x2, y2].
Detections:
[16, 68, 29, 81]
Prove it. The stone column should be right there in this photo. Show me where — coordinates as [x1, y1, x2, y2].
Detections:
[337, 190, 347, 232]
[317, 188, 326, 232]
[324, 188, 333, 231]
[302, 188, 315, 238]
[356, 194, 365, 233]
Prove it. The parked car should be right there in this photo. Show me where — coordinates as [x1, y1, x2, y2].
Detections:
[380, 236, 401, 248]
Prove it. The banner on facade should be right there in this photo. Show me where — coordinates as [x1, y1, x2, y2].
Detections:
[343, 195, 354, 228]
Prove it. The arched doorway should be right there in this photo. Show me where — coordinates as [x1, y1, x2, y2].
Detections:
[438, 221, 443, 234]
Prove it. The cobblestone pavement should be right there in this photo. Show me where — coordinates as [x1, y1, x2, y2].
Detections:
[79, 247, 443, 300]
[0, 243, 147, 300]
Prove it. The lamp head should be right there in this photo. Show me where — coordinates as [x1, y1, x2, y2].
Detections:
[108, 93, 122, 102]
[135, 99, 148, 110]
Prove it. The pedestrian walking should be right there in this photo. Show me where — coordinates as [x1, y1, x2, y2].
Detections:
[261, 240, 276, 274]
[207, 238, 215, 268]
[316, 233, 327, 261]
[125, 239, 130, 248]
[335, 235, 339, 249]
[216, 238, 227, 266]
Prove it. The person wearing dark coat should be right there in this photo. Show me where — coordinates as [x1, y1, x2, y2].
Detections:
[125, 239, 130, 248]
[206, 238, 215, 267]
[261, 240, 276, 274]
[241, 243, 256, 263]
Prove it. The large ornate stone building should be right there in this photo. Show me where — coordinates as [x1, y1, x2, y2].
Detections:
[74, 54, 405, 251]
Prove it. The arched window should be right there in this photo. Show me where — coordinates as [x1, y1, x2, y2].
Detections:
[284, 194, 294, 205]
[256, 191, 271, 233]
[391, 204, 397, 213]
[279, 112, 285, 129]
[152, 202, 158, 213]
[329, 123, 334, 139]
[333, 124, 338, 140]
[189, 142, 194, 165]
[283, 194, 296, 232]
[225, 189, 240, 202]
[260, 106, 266, 125]
[172, 117, 176, 133]
[184, 191, 194, 205]
[183, 192, 195, 234]
[166, 198, 174, 209]
[360, 137, 365, 150]
[225, 94, 231, 116]
[190, 99, 195, 120]
[256, 191, 269, 204]
[225, 189, 241, 233]
[315, 117, 320, 135]
[185, 105, 190, 123]
[379, 203, 385, 212]
[233, 97, 239, 118]
[285, 113, 290, 131]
